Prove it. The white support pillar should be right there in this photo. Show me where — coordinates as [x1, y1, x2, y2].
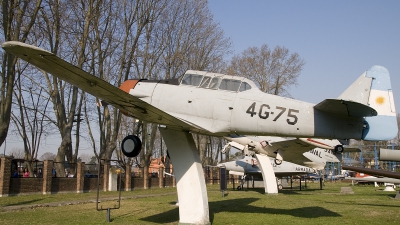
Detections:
[159, 127, 210, 225]
[255, 154, 278, 194]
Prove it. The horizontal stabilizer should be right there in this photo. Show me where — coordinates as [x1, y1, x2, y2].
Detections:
[314, 99, 377, 117]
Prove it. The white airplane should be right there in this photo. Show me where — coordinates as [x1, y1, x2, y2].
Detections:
[2, 41, 398, 225]
[221, 136, 348, 192]
[343, 166, 400, 195]
[222, 135, 352, 169]
[218, 155, 316, 190]
[219, 155, 317, 177]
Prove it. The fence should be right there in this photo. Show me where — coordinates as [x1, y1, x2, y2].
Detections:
[1, 157, 216, 197]
[0, 156, 322, 197]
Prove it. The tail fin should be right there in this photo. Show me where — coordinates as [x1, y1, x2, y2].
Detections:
[339, 66, 397, 140]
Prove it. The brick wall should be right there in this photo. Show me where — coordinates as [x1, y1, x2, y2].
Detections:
[132, 178, 144, 189]
[164, 177, 174, 187]
[83, 178, 99, 192]
[0, 157, 12, 196]
[10, 178, 43, 194]
[0, 157, 178, 197]
[51, 178, 77, 193]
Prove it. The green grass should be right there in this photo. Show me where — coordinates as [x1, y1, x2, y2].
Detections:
[0, 182, 399, 224]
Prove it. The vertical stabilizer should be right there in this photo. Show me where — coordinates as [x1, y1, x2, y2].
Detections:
[361, 66, 397, 140]
[338, 71, 372, 104]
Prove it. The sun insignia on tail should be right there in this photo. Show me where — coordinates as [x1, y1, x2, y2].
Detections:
[375, 96, 385, 105]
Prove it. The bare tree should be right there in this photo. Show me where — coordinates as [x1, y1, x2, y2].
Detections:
[40, 152, 56, 161]
[0, 0, 42, 147]
[226, 44, 305, 97]
[158, 0, 231, 79]
[11, 72, 51, 164]
[135, 0, 231, 167]
[3, 1, 231, 179]
[78, 153, 94, 163]
[9, 147, 24, 159]
[34, 0, 95, 176]
[89, 0, 162, 161]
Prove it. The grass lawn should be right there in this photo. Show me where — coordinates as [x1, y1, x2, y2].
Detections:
[0, 181, 399, 224]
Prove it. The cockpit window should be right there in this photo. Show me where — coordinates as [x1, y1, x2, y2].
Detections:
[199, 76, 212, 88]
[239, 82, 252, 92]
[219, 79, 242, 92]
[209, 77, 221, 89]
[181, 74, 203, 86]
[180, 72, 253, 92]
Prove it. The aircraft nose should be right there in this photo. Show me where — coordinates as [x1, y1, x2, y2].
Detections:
[217, 163, 224, 167]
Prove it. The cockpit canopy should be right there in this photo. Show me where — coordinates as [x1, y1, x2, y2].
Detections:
[180, 70, 255, 92]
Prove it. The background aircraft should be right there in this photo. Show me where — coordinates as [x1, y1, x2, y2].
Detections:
[222, 135, 360, 168]
[343, 166, 400, 195]
[218, 155, 316, 190]
[219, 155, 316, 178]
[2, 41, 397, 225]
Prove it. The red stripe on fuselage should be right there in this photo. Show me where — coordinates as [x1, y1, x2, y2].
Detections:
[306, 138, 332, 148]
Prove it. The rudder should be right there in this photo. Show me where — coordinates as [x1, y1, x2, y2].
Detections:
[362, 66, 397, 140]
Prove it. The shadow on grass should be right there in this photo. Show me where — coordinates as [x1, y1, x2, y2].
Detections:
[234, 187, 322, 195]
[140, 197, 340, 224]
[323, 201, 400, 208]
[4, 198, 46, 207]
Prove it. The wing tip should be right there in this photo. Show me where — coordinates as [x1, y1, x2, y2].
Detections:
[2, 41, 53, 55]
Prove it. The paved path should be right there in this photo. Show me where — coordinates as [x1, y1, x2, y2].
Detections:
[1, 192, 177, 212]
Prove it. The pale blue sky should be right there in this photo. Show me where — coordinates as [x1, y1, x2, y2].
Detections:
[208, 0, 400, 110]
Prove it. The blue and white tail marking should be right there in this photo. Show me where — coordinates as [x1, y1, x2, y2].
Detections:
[363, 66, 397, 140]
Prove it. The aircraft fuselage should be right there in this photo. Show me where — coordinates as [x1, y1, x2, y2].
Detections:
[127, 70, 365, 139]
[219, 156, 315, 177]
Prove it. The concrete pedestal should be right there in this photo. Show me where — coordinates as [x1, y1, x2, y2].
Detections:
[159, 127, 210, 225]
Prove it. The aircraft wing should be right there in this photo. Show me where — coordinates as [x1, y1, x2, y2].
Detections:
[2, 41, 204, 133]
[268, 138, 316, 164]
[345, 177, 400, 184]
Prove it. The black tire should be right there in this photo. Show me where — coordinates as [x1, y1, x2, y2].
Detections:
[278, 184, 283, 190]
[274, 159, 282, 165]
[237, 185, 242, 190]
[334, 145, 344, 153]
[121, 135, 142, 157]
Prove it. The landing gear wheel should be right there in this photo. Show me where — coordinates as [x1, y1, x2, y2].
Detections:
[121, 135, 142, 157]
[334, 145, 344, 153]
[278, 184, 283, 190]
[237, 185, 242, 190]
[274, 159, 282, 165]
